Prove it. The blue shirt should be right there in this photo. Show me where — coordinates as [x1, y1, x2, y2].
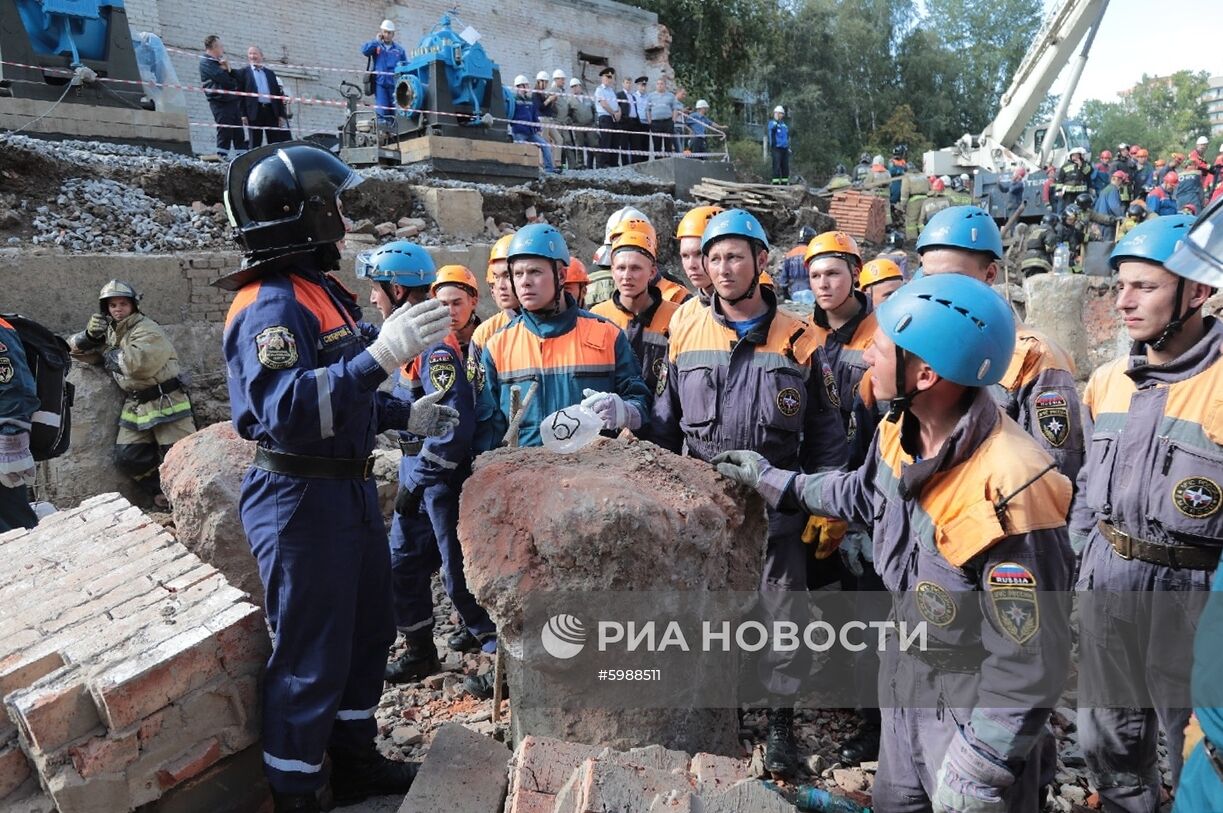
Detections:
[768, 120, 789, 149]
[726, 312, 769, 339]
[510, 92, 541, 137]
[594, 84, 618, 118]
[361, 39, 407, 88]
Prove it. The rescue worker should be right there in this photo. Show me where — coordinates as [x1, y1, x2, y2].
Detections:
[767, 105, 790, 185]
[647, 209, 847, 777]
[68, 280, 196, 509]
[474, 224, 650, 451]
[1111, 144, 1137, 203]
[917, 176, 952, 234]
[0, 315, 38, 533]
[219, 142, 456, 812]
[1178, 136, 1210, 215]
[947, 173, 975, 207]
[888, 145, 907, 208]
[1131, 147, 1153, 196]
[998, 166, 1027, 221]
[1165, 195, 1223, 813]
[1019, 214, 1058, 277]
[383, 257, 497, 685]
[1090, 170, 1127, 242]
[917, 206, 1084, 484]
[608, 214, 690, 305]
[1055, 147, 1091, 214]
[510, 75, 557, 174]
[1092, 150, 1113, 196]
[1072, 213, 1222, 812]
[1057, 203, 1087, 268]
[774, 225, 817, 302]
[859, 257, 904, 309]
[361, 21, 405, 124]
[1147, 171, 1179, 216]
[852, 152, 871, 185]
[591, 229, 678, 396]
[712, 272, 1074, 813]
[826, 163, 852, 192]
[588, 206, 649, 308]
[867, 155, 891, 191]
[671, 205, 724, 329]
[901, 169, 933, 243]
[804, 231, 872, 432]
[1114, 201, 1147, 241]
[470, 233, 517, 359]
[563, 258, 591, 306]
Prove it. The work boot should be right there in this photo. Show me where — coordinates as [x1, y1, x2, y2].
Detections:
[462, 670, 507, 700]
[271, 791, 322, 812]
[328, 744, 418, 807]
[764, 708, 798, 778]
[384, 636, 440, 684]
[447, 628, 480, 653]
[838, 714, 881, 765]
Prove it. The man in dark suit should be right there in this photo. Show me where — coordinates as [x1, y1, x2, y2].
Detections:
[198, 35, 247, 158]
[239, 45, 290, 147]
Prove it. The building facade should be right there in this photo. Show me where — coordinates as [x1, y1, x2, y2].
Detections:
[1205, 76, 1223, 139]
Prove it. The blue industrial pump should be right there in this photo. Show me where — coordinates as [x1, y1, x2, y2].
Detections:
[390, 14, 510, 141]
[0, 0, 145, 107]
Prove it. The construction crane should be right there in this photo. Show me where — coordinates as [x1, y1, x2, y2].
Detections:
[922, 0, 1110, 218]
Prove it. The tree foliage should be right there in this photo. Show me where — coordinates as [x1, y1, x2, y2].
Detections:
[1080, 71, 1212, 158]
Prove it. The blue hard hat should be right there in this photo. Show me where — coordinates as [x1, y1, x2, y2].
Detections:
[1109, 214, 1194, 271]
[876, 273, 1016, 387]
[915, 205, 1004, 260]
[361, 241, 437, 287]
[700, 209, 770, 254]
[507, 223, 570, 264]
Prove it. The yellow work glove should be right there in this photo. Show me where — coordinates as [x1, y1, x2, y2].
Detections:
[802, 515, 848, 559]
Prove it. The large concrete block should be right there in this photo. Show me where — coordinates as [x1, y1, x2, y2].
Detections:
[413, 186, 486, 238]
[397, 723, 510, 813]
[1023, 273, 1090, 378]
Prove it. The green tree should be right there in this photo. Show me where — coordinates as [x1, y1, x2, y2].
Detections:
[1079, 71, 1211, 159]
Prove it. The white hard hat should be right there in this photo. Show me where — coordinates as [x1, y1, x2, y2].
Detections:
[959, 173, 970, 181]
[872, 154, 885, 165]
[1118, 142, 1128, 150]
[939, 175, 952, 185]
[513, 74, 529, 87]
[569, 77, 582, 87]
[535, 71, 549, 82]
[695, 99, 709, 109]
[1197, 136, 1210, 146]
[604, 206, 650, 243]
[773, 105, 785, 115]
[552, 69, 566, 80]
[379, 19, 395, 32]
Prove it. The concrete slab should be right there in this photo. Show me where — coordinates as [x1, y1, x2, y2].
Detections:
[398, 723, 510, 813]
[633, 157, 737, 201]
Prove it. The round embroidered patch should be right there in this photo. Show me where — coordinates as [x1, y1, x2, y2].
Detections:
[915, 581, 956, 627]
[1173, 476, 1222, 519]
[776, 387, 801, 417]
[255, 325, 299, 370]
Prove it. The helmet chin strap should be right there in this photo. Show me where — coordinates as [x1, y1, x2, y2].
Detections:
[513, 260, 567, 317]
[885, 346, 923, 423]
[1149, 276, 1199, 351]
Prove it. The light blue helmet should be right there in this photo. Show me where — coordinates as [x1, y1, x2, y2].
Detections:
[876, 273, 1016, 387]
[507, 224, 570, 264]
[361, 241, 437, 287]
[1109, 214, 1194, 271]
[916, 205, 1004, 261]
[700, 209, 770, 254]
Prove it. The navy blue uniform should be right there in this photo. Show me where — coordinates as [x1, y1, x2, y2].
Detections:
[389, 334, 495, 650]
[0, 317, 39, 533]
[223, 262, 413, 795]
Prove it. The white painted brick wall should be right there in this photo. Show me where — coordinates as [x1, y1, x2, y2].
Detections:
[121, 0, 663, 154]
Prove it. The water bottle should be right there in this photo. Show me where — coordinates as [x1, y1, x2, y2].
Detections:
[795, 786, 873, 813]
[539, 405, 602, 453]
[1053, 242, 1069, 274]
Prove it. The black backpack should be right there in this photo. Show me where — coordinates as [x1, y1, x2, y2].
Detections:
[2, 314, 73, 460]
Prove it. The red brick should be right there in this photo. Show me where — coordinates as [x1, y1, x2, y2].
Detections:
[155, 739, 221, 790]
[552, 758, 691, 813]
[69, 731, 140, 778]
[0, 741, 32, 799]
[8, 680, 103, 753]
[507, 787, 556, 813]
[207, 604, 270, 678]
[0, 651, 66, 709]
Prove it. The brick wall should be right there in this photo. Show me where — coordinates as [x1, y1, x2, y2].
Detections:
[120, 0, 665, 155]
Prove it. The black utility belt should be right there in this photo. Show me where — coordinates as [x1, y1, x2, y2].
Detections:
[1099, 521, 1220, 571]
[131, 377, 183, 404]
[905, 643, 986, 674]
[254, 447, 374, 480]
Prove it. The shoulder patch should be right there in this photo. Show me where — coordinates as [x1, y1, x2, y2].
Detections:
[655, 362, 669, 397]
[429, 359, 457, 393]
[987, 562, 1039, 645]
[776, 387, 801, 417]
[255, 325, 299, 370]
[466, 355, 486, 394]
[822, 361, 841, 408]
[1034, 390, 1069, 447]
[0, 356, 12, 384]
[1173, 477, 1221, 519]
[915, 581, 956, 626]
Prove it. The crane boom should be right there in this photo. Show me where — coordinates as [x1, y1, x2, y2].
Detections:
[981, 0, 1109, 150]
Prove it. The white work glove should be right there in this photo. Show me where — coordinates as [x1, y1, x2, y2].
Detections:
[580, 388, 641, 432]
[0, 432, 37, 489]
[367, 299, 450, 375]
[709, 449, 765, 489]
[932, 734, 1014, 813]
[406, 389, 461, 438]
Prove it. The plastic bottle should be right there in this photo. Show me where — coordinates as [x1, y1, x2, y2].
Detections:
[794, 786, 873, 813]
[1053, 242, 1069, 274]
[539, 405, 602, 453]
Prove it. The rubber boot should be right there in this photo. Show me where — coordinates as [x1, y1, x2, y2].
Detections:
[271, 791, 322, 813]
[447, 628, 480, 653]
[384, 635, 440, 684]
[838, 709, 881, 765]
[328, 744, 418, 807]
[764, 708, 798, 778]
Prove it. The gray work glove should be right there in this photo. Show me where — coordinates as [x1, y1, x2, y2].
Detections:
[85, 313, 109, 342]
[102, 348, 123, 374]
[710, 450, 766, 489]
[367, 299, 450, 375]
[0, 432, 36, 489]
[839, 529, 874, 578]
[932, 733, 1014, 813]
[580, 388, 641, 432]
[405, 389, 460, 437]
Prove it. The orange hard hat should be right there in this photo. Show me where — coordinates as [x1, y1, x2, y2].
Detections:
[431, 264, 479, 297]
[1165, 171, 1179, 185]
[858, 258, 904, 289]
[610, 216, 657, 248]
[565, 257, 591, 284]
[1100, 149, 1112, 161]
[675, 205, 725, 239]
[487, 233, 515, 283]
[610, 228, 657, 260]
[759, 270, 774, 288]
[804, 231, 862, 269]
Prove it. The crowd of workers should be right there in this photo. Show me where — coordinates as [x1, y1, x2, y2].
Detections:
[2, 137, 1223, 813]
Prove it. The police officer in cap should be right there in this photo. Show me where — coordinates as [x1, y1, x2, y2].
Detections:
[220, 142, 457, 812]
